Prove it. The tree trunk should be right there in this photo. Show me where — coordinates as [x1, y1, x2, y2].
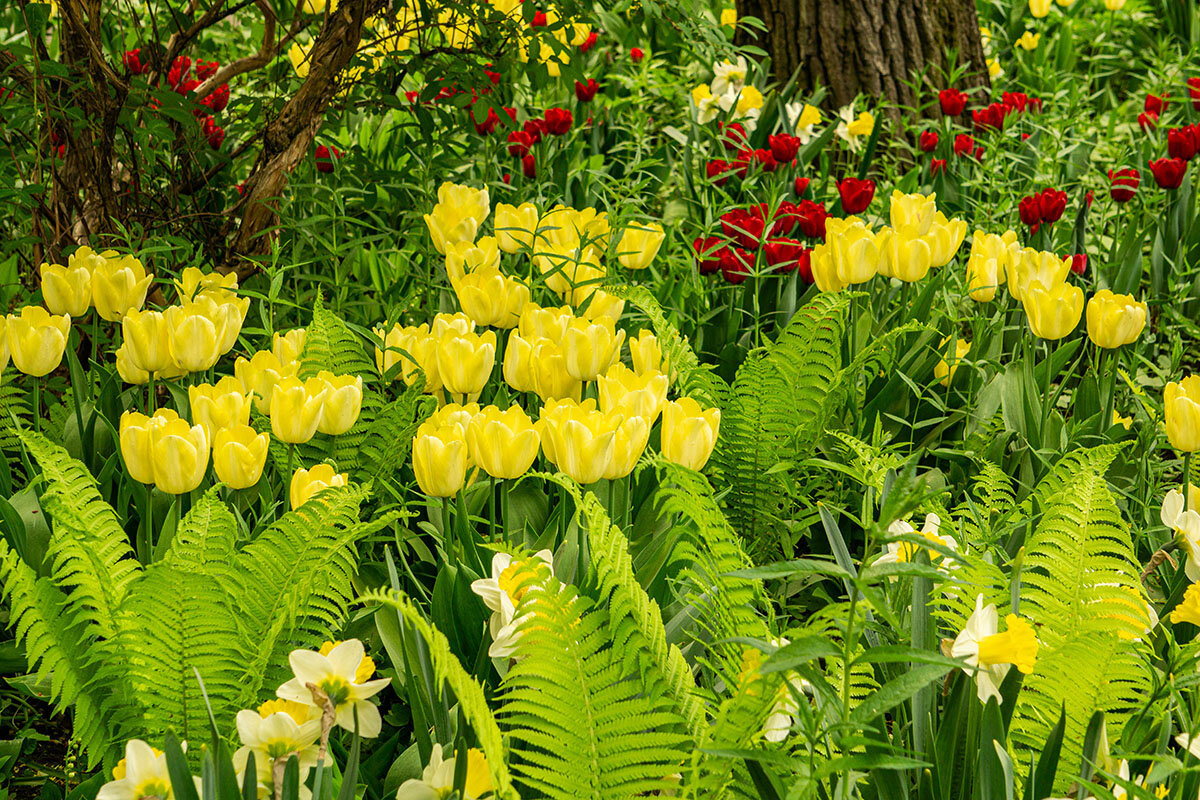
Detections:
[735, 0, 989, 113]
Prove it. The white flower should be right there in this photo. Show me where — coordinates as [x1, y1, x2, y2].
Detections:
[97, 740, 179, 800]
[395, 743, 493, 800]
[1110, 759, 1156, 800]
[276, 639, 391, 738]
[692, 84, 723, 125]
[710, 56, 748, 97]
[834, 105, 874, 153]
[876, 513, 957, 571]
[950, 595, 1039, 704]
[234, 699, 322, 778]
[762, 637, 813, 743]
[784, 101, 822, 144]
[1161, 488, 1200, 581]
[470, 550, 554, 658]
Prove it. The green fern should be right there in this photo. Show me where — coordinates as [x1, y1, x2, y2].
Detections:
[361, 589, 518, 800]
[0, 379, 32, 457]
[1012, 446, 1154, 791]
[352, 383, 436, 489]
[501, 568, 690, 800]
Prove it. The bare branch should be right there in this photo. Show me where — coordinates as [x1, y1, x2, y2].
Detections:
[193, 0, 278, 97]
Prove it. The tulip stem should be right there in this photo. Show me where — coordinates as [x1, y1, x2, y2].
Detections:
[500, 479, 510, 545]
[32, 380, 40, 433]
[1186, 453, 1193, 513]
[489, 476, 497, 542]
[1040, 341, 1055, 446]
[286, 442, 296, 485]
[1101, 348, 1118, 439]
[441, 497, 453, 560]
[147, 372, 156, 415]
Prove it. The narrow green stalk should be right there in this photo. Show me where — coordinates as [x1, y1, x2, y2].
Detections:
[32, 380, 41, 433]
[1040, 340, 1055, 446]
[286, 442, 296, 483]
[1186, 453, 1193, 513]
[489, 475, 497, 541]
[500, 479, 510, 545]
[1101, 348, 1119, 438]
[441, 496, 453, 559]
[147, 372, 156, 415]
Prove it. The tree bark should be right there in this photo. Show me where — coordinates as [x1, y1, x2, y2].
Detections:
[735, 0, 989, 113]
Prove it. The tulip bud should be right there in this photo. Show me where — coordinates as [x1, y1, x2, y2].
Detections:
[315, 371, 363, 435]
[616, 222, 666, 270]
[412, 424, 469, 497]
[120, 410, 166, 484]
[6, 306, 70, 377]
[213, 424, 269, 489]
[561, 317, 625, 381]
[925, 212, 968, 268]
[537, 398, 616, 485]
[827, 217, 882, 285]
[210, 294, 250, 354]
[503, 331, 537, 392]
[1086, 290, 1148, 349]
[175, 267, 237, 303]
[467, 405, 541, 479]
[189, 376, 252, 438]
[40, 260, 93, 317]
[809, 242, 845, 293]
[115, 344, 148, 384]
[1023, 280, 1084, 340]
[494, 202, 540, 253]
[602, 412, 651, 480]
[270, 376, 327, 444]
[235, 351, 299, 414]
[92, 253, 153, 321]
[518, 304, 574, 343]
[436, 331, 496, 400]
[1165, 377, 1200, 452]
[165, 300, 223, 372]
[430, 312, 476, 339]
[122, 309, 175, 375]
[598, 363, 669, 422]
[273, 328, 307, 366]
[436, 181, 490, 226]
[291, 463, 349, 510]
[1008, 248, 1071, 303]
[445, 237, 501, 285]
[629, 329, 669, 379]
[121, 408, 210, 494]
[661, 397, 720, 470]
[934, 337, 970, 386]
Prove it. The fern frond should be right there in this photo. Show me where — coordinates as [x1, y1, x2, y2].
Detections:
[827, 431, 904, 493]
[0, 542, 118, 768]
[502, 571, 690, 800]
[352, 384, 436, 488]
[162, 487, 239, 578]
[0, 380, 32, 457]
[21, 430, 140, 641]
[360, 589, 517, 800]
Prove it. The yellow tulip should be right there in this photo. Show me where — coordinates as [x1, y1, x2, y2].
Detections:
[6, 306, 70, 377]
[189, 376, 252, 438]
[115, 344, 148, 385]
[291, 463, 349, 510]
[519, 304, 573, 343]
[598, 364, 669, 422]
[537, 399, 616, 485]
[163, 301, 221, 373]
[1015, 31, 1040, 50]
[1008, 248, 1070, 302]
[1104, 0, 1125, 9]
[210, 294, 249, 354]
[454, 267, 530, 329]
[235, 351, 298, 414]
[175, 267, 238, 303]
[934, 337, 970, 386]
[561, 317, 625, 381]
[467, 405, 541, 479]
[445, 237, 500, 285]
[119, 410, 167, 485]
[424, 206, 478, 256]
[572, 286, 626, 322]
[1023, 280, 1084, 340]
[122, 309, 174, 375]
[965, 231, 1013, 302]
[1029, 0, 1051, 18]
[534, 241, 602, 295]
[273, 328, 307, 366]
[1165, 377, 1200, 452]
[602, 413, 651, 480]
[889, 191, 937, 237]
[436, 331, 496, 400]
[92, 253, 153, 322]
[270, 376, 328, 443]
[809, 242, 846, 293]
[150, 414, 210, 495]
[877, 227, 934, 283]
[412, 424, 469, 497]
[1086, 290, 1148, 349]
[212, 424, 269, 489]
[530, 338, 582, 402]
[537, 205, 585, 248]
[494, 203, 540, 254]
[616, 223, 666, 270]
[40, 260, 92, 317]
[925, 213, 968, 268]
[629, 329, 669, 378]
[503, 332, 536, 393]
[315, 371, 363, 435]
[391, 325, 442, 392]
[431, 312, 476, 339]
[436, 181, 490, 226]
[427, 403, 481, 438]
[661, 397, 720, 470]
[828, 218, 882, 285]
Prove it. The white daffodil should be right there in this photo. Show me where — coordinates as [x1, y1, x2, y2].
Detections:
[834, 105, 875, 153]
[710, 56, 748, 97]
[98, 740, 189, 800]
[876, 513, 957, 572]
[784, 102, 823, 144]
[395, 743, 493, 800]
[1110, 760, 1161, 800]
[234, 699, 322, 777]
[276, 639, 390, 737]
[762, 637, 814, 743]
[692, 84, 723, 124]
[950, 595, 1039, 703]
[471, 550, 554, 658]
[1162, 488, 1200, 580]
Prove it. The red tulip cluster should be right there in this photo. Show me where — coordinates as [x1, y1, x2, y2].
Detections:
[574, 79, 599, 102]
[1018, 187, 1068, 233]
[1189, 77, 1200, 112]
[1168, 124, 1200, 161]
[971, 93, 1042, 133]
[694, 203, 816, 284]
[498, 107, 575, 178]
[126, 49, 231, 150]
[1108, 167, 1140, 202]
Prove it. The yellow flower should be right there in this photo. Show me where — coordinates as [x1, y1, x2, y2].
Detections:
[1104, 0, 1126, 9]
[270, 376, 328, 444]
[571, 286, 625, 322]
[189, 376, 252, 438]
[455, 267, 530, 329]
[164, 300, 222, 373]
[431, 311, 476, 339]
[847, 111, 875, 137]
[467, 405, 541, 479]
[1023, 280, 1084, 340]
[235, 351, 299, 414]
[519, 303, 573, 344]
[289, 40, 312, 78]
[436, 330, 496, 400]
[736, 86, 764, 117]
[374, 323, 439, 392]
[537, 398, 617, 485]
[809, 242, 845, 293]
[1086, 290, 1148, 349]
[119, 410, 166, 485]
[530, 338, 582, 402]
[533, 240, 603, 296]
[934, 337, 970, 386]
[1015, 30, 1040, 50]
[1030, 0, 1051, 16]
[877, 227, 934, 283]
[314, 371, 363, 435]
[660, 397, 720, 470]
[1170, 583, 1200, 626]
[966, 230, 1015, 302]
[438, 181, 490, 225]
[175, 267, 238, 303]
[1113, 409, 1133, 430]
[827, 217, 882, 286]
[290, 463, 348, 510]
[951, 595, 1039, 703]
[616, 222, 666, 270]
[99, 741, 172, 800]
[277, 639, 390, 737]
[92, 253, 152, 322]
[424, 206, 479, 257]
[40, 260, 92, 317]
[213, 425, 269, 490]
[987, 58, 1003, 79]
[977, 616, 1038, 673]
[115, 345, 148, 385]
[560, 316, 625, 381]
[123, 409, 209, 495]
[121, 309, 173, 375]
[1008, 247, 1070, 302]
[720, 7, 736, 27]
[629, 329, 669, 378]
[208, 293, 250, 355]
[413, 424, 469, 497]
[925, 212, 968, 268]
[889, 190, 937, 237]
[493, 203, 540, 254]
[979, 26, 993, 48]
[602, 412, 651, 480]
[502, 332, 536, 393]
[445, 237, 501, 285]
[395, 743, 492, 800]
[6, 306, 70, 377]
[272, 328, 307, 366]
[597, 363, 669, 421]
[1165, 376, 1200, 452]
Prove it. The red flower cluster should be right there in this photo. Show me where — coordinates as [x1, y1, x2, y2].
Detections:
[574, 78, 599, 102]
[837, 177, 875, 214]
[580, 30, 599, 52]
[1168, 124, 1200, 160]
[971, 93, 1042, 133]
[498, 108, 574, 176]
[315, 145, 342, 173]
[630, 47, 644, 62]
[1150, 157, 1187, 189]
[695, 203, 816, 283]
[124, 48, 150, 75]
[128, 50, 231, 149]
[1018, 187, 1068, 233]
[1108, 167, 1140, 202]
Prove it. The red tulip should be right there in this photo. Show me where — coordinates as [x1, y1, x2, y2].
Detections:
[768, 133, 802, 164]
[1028, 97, 1044, 113]
[199, 84, 230, 113]
[506, 131, 534, 157]
[1150, 157, 1187, 189]
[1145, 93, 1168, 115]
[953, 133, 974, 157]
[771, 201, 799, 236]
[574, 79, 599, 102]
[795, 200, 829, 240]
[1109, 167, 1141, 202]
[693, 236, 723, 275]
[764, 238, 806, 273]
[522, 154, 537, 178]
[315, 144, 341, 172]
[930, 158, 947, 176]
[720, 122, 747, 150]
[1001, 91, 1028, 113]
[974, 145, 985, 161]
[543, 107, 573, 135]
[755, 148, 778, 172]
[706, 159, 731, 185]
[1189, 77, 1200, 112]
[939, 88, 968, 116]
[1069, 253, 1088, 276]
[502, 173, 512, 184]
[793, 177, 810, 197]
[630, 47, 644, 62]
[1169, 125, 1200, 160]
[918, 130, 939, 152]
[720, 209, 765, 250]
[472, 107, 500, 135]
[531, 11, 548, 26]
[838, 177, 875, 215]
[731, 150, 753, 180]
[523, 118, 546, 142]
[972, 102, 1008, 132]
[719, 247, 753, 284]
[1018, 187, 1067, 228]
[1139, 111, 1159, 132]
[1018, 195, 1041, 227]
[503, 107, 518, 125]
[123, 48, 148, 75]
[580, 31, 598, 52]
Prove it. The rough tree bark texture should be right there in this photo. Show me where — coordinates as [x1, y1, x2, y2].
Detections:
[735, 0, 989, 112]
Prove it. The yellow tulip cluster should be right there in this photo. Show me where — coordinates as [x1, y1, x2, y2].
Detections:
[376, 312, 497, 403]
[811, 192, 967, 291]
